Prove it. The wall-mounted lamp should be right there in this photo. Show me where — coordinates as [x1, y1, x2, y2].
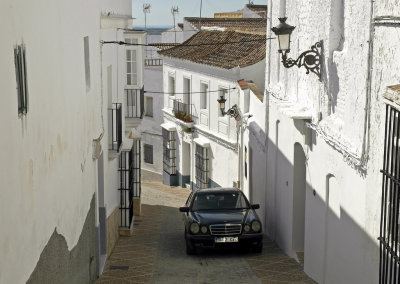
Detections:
[217, 96, 240, 119]
[271, 17, 322, 79]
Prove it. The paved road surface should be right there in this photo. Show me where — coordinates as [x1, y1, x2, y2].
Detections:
[96, 181, 316, 284]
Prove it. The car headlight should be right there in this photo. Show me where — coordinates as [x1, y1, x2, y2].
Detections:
[244, 224, 251, 232]
[190, 223, 200, 234]
[201, 226, 208, 234]
[251, 221, 261, 232]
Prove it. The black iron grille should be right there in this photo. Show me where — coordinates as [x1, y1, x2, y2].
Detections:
[210, 224, 242, 236]
[379, 104, 400, 283]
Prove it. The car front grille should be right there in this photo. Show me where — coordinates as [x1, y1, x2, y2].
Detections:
[209, 224, 242, 236]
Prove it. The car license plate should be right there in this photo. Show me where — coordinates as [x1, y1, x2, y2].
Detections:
[215, 237, 238, 243]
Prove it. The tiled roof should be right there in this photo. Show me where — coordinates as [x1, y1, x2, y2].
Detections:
[184, 17, 267, 31]
[149, 43, 180, 50]
[158, 30, 266, 69]
[237, 79, 263, 102]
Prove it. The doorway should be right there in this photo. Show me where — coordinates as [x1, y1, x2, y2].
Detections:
[293, 143, 306, 261]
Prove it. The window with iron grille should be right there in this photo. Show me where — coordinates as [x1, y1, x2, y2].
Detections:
[379, 104, 400, 283]
[163, 128, 176, 175]
[245, 146, 248, 179]
[144, 143, 153, 164]
[14, 43, 28, 115]
[195, 144, 209, 189]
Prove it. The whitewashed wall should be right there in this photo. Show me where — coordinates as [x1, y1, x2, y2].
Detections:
[0, 0, 101, 282]
[264, 0, 390, 283]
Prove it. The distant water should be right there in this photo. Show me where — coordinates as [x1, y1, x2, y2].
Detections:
[134, 26, 172, 35]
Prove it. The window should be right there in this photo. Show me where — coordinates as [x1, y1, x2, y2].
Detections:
[14, 43, 28, 114]
[145, 96, 153, 117]
[168, 75, 175, 96]
[144, 144, 153, 164]
[183, 77, 191, 105]
[83, 36, 91, 92]
[218, 87, 228, 117]
[126, 38, 138, 86]
[163, 128, 176, 175]
[195, 144, 210, 189]
[200, 82, 208, 110]
[379, 104, 400, 283]
[245, 146, 248, 179]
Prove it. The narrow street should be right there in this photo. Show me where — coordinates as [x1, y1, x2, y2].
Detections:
[96, 181, 316, 284]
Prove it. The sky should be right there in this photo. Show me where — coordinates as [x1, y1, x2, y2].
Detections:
[132, 0, 267, 27]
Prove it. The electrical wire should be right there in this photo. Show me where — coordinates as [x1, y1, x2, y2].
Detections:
[144, 87, 236, 94]
[101, 37, 273, 47]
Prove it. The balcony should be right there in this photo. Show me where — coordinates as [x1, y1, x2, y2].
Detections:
[172, 99, 195, 128]
[125, 87, 144, 131]
[108, 103, 122, 155]
[145, 58, 163, 67]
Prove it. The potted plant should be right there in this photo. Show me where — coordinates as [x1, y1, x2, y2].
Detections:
[183, 114, 193, 122]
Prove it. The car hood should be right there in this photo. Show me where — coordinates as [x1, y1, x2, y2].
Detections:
[191, 210, 248, 225]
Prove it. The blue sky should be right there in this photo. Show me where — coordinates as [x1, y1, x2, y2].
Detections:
[132, 0, 267, 27]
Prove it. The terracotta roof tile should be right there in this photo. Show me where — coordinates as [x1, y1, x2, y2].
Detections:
[149, 43, 180, 50]
[158, 30, 266, 70]
[184, 17, 267, 31]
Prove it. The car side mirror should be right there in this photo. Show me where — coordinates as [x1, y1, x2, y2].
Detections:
[251, 204, 260, 210]
[179, 206, 190, 212]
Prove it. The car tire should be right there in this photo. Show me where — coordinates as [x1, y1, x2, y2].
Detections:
[253, 242, 263, 253]
[186, 238, 196, 255]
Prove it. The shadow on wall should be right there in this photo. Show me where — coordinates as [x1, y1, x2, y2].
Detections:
[248, 118, 379, 283]
[27, 195, 97, 284]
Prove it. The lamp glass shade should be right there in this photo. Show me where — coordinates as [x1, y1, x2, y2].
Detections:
[217, 96, 226, 112]
[277, 34, 290, 52]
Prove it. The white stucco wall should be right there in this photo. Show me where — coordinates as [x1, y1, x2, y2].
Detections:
[0, 0, 102, 282]
[161, 26, 184, 44]
[263, 0, 394, 283]
[140, 66, 164, 174]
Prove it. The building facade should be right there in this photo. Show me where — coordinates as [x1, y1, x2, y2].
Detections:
[0, 0, 144, 282]
[159, 30, 266, 193]
[262, 0, 400, 283]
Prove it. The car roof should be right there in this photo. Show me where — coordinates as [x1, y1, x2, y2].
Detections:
[194, 187, 242, 194]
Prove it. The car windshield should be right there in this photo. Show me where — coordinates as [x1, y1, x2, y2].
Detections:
[191, 192, 249, 211]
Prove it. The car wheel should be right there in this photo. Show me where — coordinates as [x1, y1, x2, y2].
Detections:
[186, 238, 196, 255]
[253, 242, 263, 253]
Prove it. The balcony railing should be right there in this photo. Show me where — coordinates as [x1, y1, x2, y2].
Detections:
[108, 103, 122, 152]
[172, 99, 195, 123]
[118, 140, 141, 228]
[145, 58, 163, 66]
[126, 87, 144, 119]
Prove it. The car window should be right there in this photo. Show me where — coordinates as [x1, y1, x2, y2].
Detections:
[191, 192, 249, 211]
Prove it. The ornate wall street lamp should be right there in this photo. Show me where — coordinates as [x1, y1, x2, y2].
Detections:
[217, 96, 240, 119]
[271, 17, 322, 79]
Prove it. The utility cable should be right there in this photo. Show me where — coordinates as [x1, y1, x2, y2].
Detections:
[144, 87, 236, 94]
[101, 37, 273, 47]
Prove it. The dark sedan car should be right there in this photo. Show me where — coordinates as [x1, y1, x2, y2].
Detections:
[179, 187, 263, 254]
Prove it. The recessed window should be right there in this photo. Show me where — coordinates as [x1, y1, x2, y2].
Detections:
[145, 96, 153, 117]
[200, 82, 208, 110]
[83, 36, 91, 92]
[144, 144, 153, 164]
[126, 38, 138, 86]
[168, 75, 175, 96]
[14, 42, 29, 115]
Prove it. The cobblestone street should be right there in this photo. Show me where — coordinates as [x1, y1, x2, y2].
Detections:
[96, 181, 316, 284]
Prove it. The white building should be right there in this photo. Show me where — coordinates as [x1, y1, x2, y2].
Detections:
[262, 0, 400, 283]
[0, 0, 144, 282]
[159, 30, 265, 193]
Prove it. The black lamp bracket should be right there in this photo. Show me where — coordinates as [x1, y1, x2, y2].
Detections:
[222, 104, 240, 119]
[281, 41, 322, 79]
